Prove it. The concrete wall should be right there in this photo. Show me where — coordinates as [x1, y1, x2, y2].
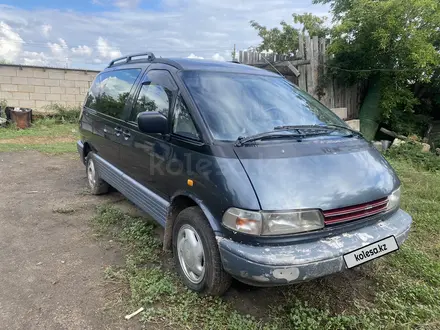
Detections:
[0, 64, 99, 112]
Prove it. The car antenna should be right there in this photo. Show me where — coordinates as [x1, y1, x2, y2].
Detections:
[261, 53, 284, 77]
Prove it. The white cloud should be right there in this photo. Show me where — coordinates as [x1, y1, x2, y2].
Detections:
[46, 38, 70, 67]
[0, 21, 23, 62]
[41, 24, 52, 38]
[96, 36, 122, 59]
[22, 51, 49, 66]
[0, 1, 330, 69]
[114, 0, 141, 9]
[71, 45, 93, 56]
[48, 38, 68, 56]
[212, 53, 225, 61]
[188, 53, 204, 59]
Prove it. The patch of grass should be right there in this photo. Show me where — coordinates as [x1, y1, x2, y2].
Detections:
[385, 142, 440, 172]
[0, 119, 77, 154]
[43, 103, 81, 124]
[0, 142, 76, 153]
[0, 119, 77, 139]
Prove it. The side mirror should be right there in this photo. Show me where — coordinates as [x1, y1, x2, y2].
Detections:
[137, 112, 168, 134]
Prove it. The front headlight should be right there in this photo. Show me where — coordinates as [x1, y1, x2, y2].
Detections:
[387, 187, 401, 211]
[222, 208, 324, 236]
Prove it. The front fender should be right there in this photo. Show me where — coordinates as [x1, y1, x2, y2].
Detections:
[162, 190, 224, 251]
[170, 190, 223, 233]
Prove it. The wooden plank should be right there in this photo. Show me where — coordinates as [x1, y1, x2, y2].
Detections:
[305, 35, 312, 93]
[331, 107, 348, 120]
[298, 34, 305, 59]
[262, 59, 310, 68]
[285, 59, 310, 66]
[346, 87, 352, 119]
[319, 38, 330, 106]
[298, 34, 306, 90]
[329, 77, 335, 109]
[287, 62, 300, 76]
[310, 36, 319, 98]
[345, 119, 360, 131]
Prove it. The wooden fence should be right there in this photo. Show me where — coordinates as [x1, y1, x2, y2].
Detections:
[238, 36, 364, 119]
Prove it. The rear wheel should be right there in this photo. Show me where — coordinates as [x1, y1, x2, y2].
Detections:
[173, 206, 231, 295]
[86, 153, 109, 195]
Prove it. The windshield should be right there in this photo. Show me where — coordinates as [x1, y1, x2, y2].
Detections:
[182, 71, 346, 141]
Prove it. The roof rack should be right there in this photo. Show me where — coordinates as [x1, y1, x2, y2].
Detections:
[107, 52, 156, 68]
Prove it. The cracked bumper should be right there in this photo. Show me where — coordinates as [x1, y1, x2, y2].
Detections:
[218, 209, 412, 286]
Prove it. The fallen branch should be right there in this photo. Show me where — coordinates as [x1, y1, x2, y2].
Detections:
[380, 127, 407, 140]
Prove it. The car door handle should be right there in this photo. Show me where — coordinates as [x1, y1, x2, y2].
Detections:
[123, 130, 131, 140]
[114, 127, 122, 136]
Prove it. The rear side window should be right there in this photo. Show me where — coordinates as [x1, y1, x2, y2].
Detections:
[85, 69, 141, 119]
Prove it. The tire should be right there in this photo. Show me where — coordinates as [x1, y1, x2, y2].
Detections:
[86, 152, 109, 195]
[172, 206, 232, 296]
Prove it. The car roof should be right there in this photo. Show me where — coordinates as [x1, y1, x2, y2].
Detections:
[163, 58, 279, 76]
[105, 54, 279, 77]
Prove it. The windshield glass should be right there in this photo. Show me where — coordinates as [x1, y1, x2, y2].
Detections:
[182, 71, 346, 141]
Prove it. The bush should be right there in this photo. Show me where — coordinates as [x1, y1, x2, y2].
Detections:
[44, 103, 81, 124]
[384, 110, 431, 138]
[385, 142, 440, 172]
[0, 99, 7, 118]
[431, 135, 440, 150]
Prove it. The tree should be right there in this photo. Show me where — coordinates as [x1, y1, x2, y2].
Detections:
[314, 0, 440, 138]
[250, 13, 328, 55]
[292, 13, 329, 38]
[250, 20, 299, 55]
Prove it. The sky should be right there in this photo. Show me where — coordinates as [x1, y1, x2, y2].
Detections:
[0, 0, 330, 70]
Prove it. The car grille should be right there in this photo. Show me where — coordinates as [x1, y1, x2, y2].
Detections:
[323, 197, 388, 225]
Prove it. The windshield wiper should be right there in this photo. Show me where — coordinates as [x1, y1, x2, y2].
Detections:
[274, 124, 362, 137]
[235, 124, 362, 147]
[235, 131, 303, 147]
[318, 124, 363, 137]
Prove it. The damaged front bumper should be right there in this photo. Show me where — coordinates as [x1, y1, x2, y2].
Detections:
[218, 209, 412, 286]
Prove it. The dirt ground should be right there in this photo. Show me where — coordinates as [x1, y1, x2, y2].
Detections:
[0, 151, 283, 329]
[0, 151, 135, 330]
[0, 151, 376, 329]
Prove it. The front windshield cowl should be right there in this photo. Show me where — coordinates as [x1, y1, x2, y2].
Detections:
[181, 70, 347, 142]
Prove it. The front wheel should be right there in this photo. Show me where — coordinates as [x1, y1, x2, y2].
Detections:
[173, 206, 231, 295]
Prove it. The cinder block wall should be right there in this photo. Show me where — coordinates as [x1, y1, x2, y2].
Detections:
[0, 64, 99, 112]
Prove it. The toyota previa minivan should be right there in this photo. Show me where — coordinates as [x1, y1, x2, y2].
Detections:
[77, 52, 412, 295]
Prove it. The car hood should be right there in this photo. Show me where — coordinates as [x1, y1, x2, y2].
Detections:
[234, 137, 400, 211]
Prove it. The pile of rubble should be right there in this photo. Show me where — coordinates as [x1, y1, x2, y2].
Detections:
[374, 127, 440, 155]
